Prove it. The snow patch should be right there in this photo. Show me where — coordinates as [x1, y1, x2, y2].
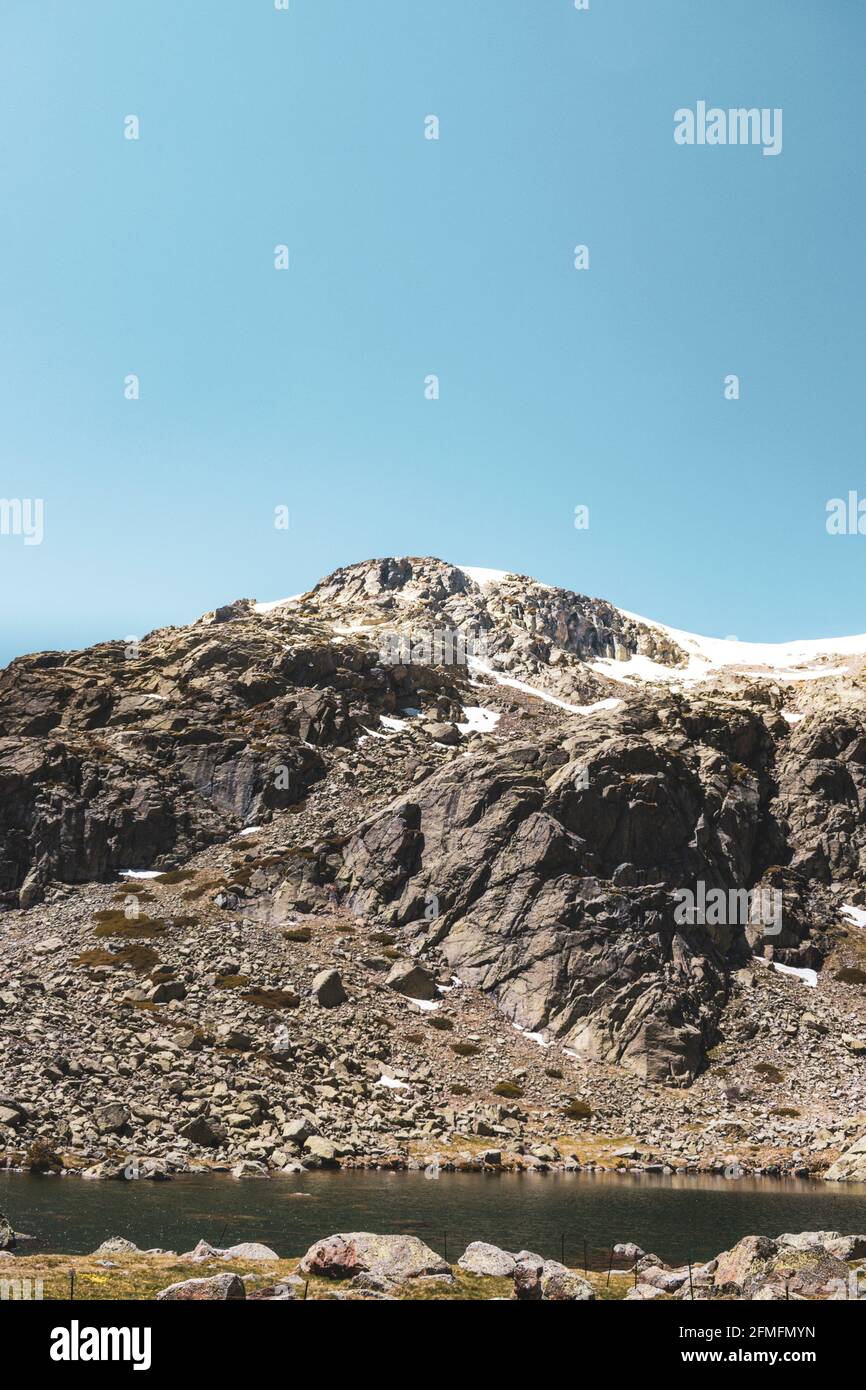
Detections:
[470, 658, 622, 717]
[254, 594, 303, 614]
[513, 1022, 550, 1048]
[239, 826, 263, 836]
[458, 565, 511, 589]
[380, 715, 408, 732]
[457, 706, 501, 734]
[612, 609, 866, 685]
[753, 955, 818, 988]
[841, 903, 866, 928]
[119, 870, 162, 880]
[375, 1075, 409, 1089]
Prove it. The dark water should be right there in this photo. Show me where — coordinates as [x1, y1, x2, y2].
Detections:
[3, 1170, 866, 1266]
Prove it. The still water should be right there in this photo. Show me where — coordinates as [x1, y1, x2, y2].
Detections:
[3, 1169, 866, 1266]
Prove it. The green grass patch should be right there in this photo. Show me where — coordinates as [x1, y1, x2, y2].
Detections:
[75, 945, 160, 971]
[240, 989, 300, 1011]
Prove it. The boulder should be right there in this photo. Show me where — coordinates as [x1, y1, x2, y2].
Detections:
[539, 1260, 595, 1301]
[0, 1210, 15, 1251]
[824, 1133, 866, 1182]
[713, 1235, 778, 1290]
[222, 1242, 279, 1261]
[457, 1241, 516, 1277]
[303, 1135, 337, 1164]
[311, 968, 347, 1008]
[91, 1237, 140, 1255]
[94, 1102, 129, 1135]
[385, 959, 439, 1002]
[231, 1161, 268, 1179]
[299, 1232, 449, 1283]
[178, 1117, 223, 1148]
[283, 1116, 312, 1146]
[157, 1274, 245, 1301]
[513, 1257, 544, 1301]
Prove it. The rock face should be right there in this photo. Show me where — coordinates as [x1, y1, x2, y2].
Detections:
[337, 729, 758, 1083]
[0, 579, 468, 903]
[824, 1133, 866, 1182]
[3, 552, 866, 1146]
[299, 1232, 450, 1283]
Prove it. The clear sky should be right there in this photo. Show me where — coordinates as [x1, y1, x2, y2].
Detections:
[1, 0, 864, 666]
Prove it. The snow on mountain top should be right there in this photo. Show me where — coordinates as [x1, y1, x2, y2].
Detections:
[606, 609, 866, 684]
[458, 565, 512, 588]
[253, 594, 303, 614]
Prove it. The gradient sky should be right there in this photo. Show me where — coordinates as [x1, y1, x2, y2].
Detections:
[1, 0, 864, 666]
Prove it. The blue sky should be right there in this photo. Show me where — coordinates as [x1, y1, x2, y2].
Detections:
[0, 0, 864, 665]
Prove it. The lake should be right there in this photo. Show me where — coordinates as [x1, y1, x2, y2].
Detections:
[3, 1169, 866, 1267]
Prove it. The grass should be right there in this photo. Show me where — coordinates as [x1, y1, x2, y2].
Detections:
[240, 989, 300, 1011]
[154, 869, 198, 885]
[754, 1063, 785, 1083]
[450, 1042, 481, 1057]
[0, 1252, 633, 1301]
[215, 974, 250, 989]
[834, 966, 866, 986]
[283, 927, 312, 943]
[93, 912, 166, 940]
[492, 1082, 524, 1099]
[74, 945, 160, 971]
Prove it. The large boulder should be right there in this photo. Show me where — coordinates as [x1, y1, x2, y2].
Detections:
[385, 960, 439, 1002]
[311, 968, 347, 1008]
[299, 1233, 449, 1284]
[0, 1210, 15, 1251]
[714, 1235, 778, 1290]
[824, 1134, 866, 1181]
[91, 1237, 140, 1255]
[539, 1260, 596, 1301]
[221, 1242, 279, 1261]
[94, 1102, 130, 1136]
[457, 1241, 516, 1277]
[157, 1274, 245, 1301]
[178, 1116, 224, 1148]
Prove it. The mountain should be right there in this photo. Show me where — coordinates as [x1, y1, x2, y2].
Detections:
[1, 556, 865, 1178]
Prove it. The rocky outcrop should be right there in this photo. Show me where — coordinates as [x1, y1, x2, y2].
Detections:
[335, 708, 784, 1082]
[298, 1232, 450, 1284]
[157, 1273, 246, 1301]
[824, 1133, 866, 1182]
